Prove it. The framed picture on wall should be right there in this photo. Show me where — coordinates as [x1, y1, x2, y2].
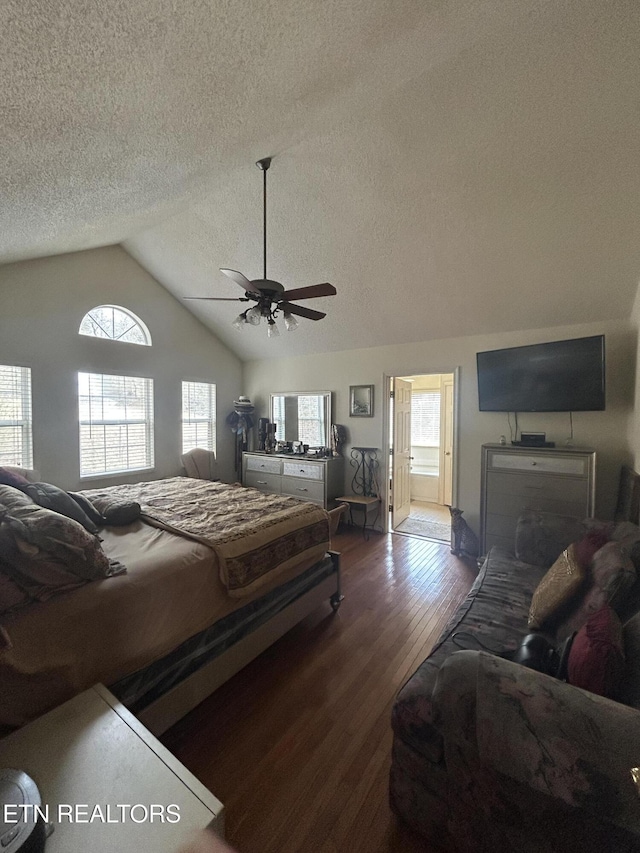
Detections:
[349, 384, 374, 417]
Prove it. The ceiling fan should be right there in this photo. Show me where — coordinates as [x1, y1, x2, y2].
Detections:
[184, 157, 336, 337]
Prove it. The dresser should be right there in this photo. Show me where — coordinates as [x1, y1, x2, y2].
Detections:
[480, 444, 596, 554]
[243, 452, 344, 509]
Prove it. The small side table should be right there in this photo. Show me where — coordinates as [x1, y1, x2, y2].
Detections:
[336, 495, 380, 540]
[0, 684, 224, 852]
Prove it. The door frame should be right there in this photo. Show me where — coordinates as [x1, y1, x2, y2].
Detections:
[381, 367, 461, 534]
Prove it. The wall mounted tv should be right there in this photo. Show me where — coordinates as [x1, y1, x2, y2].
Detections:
[477, 335, 605, 412]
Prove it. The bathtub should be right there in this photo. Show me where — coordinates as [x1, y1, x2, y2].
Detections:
[410, 464, 439, 501]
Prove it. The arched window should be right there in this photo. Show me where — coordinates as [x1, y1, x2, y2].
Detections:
[79, 305, 151, 346]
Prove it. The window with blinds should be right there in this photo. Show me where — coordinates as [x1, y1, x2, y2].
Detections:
[273, 395, 285, 442]
[411, 391, 441, 446]
[182, 381, 216, 454]
[0, 365, 33, 468]
[297, 395, 325, 446]
[78, 372, 154, 476]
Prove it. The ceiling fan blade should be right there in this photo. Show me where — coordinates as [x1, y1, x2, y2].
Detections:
[220, 268, 262, 295]
[280, 301, 326, 321]
[277, 283, 336, 301]
[183, 297, 245, 302]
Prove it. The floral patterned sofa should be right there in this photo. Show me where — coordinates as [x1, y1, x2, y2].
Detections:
[390, 511, 640, 852]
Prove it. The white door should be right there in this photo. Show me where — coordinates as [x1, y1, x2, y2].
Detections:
[439, 376, 454, 506]
[392, 378, 412, 528]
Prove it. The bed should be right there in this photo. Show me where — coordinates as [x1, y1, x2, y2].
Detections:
[0, 476, 342, 733]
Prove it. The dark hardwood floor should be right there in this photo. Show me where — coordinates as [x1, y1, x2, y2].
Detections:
[162, 527, 476, 853]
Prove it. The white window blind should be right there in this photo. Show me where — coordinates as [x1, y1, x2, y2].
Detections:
[78, 372, 154, 476]
[273, 395, 285, 442]
[297, 395, 324, 446]
[182, 381, 216, 454]
[79, 305, 151, 346]
[411, 391, 440, 446]
[0, 365, 33, 467]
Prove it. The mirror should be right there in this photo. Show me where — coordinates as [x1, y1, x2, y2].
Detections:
[270, 392, 332, 448]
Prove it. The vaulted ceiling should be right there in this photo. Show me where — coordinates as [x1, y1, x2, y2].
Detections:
[2, 1, 640, 360]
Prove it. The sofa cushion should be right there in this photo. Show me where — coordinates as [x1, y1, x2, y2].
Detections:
[528, 543, 587, 631]
[618, 613, 640, 709]
[515, 510, 611, 568]
[392, 547, 546, 763]
[567, 606, 625, 698]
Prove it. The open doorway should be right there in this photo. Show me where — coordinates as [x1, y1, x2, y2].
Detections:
[386, 372, 457, 542]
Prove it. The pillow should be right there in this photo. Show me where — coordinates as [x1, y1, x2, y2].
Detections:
[572, 529, 610, 567]
[590, 541, 636, 611]
[0, 467, 29, 487]
[0, 484, 35, 511]
[67, 492, 107, 527]
[516, 510, 612, 569]
[0, 502, 125, 602]
[89, 496, 142, 526]
[22, 482, 100, 533]
[567, 605, 625, 698]
[553, 539, 636, 640]
[528, 542, 588, 630]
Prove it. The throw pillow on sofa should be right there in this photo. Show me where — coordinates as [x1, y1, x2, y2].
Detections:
[528, 543, 588, 631]
[554, 541, 637, 638]
[567, 605, 625, 698]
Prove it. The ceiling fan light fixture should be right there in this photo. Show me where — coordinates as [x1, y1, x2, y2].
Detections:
[283, 311, 299, 332]
[188, 158, 335, 335]
[245, 305, 262, 326]
[232, 310, 248, 330]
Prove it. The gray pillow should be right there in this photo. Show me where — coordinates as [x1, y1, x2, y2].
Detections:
[23, 482, 99, 533]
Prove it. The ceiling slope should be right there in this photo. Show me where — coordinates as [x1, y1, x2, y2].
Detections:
[2, 0, 640, 359]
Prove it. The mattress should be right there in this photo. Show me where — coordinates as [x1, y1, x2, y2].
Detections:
[0, 475, 334, 729]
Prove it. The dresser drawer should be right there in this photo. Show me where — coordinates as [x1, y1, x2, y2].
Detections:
[245, 455, 282, 475]
[282, 461, 324, 481]
[281, 476, 325, 502]
[244, 471, 282, 493]
[484, 533, 515, 554]
[486, 471, 588, 503]
[488, 451, 588, 477]
[486, 489, 588, 520]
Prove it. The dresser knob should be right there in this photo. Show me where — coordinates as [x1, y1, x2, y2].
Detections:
[531, 461, 537, 466]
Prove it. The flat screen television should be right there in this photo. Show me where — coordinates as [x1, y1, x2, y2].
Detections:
[477, 335, 605, 412]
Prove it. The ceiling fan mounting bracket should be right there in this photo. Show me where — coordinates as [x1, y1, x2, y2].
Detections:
[256, 157, 272, 171]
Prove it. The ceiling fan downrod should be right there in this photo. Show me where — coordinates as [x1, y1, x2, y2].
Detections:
[256, 157, 271, 282]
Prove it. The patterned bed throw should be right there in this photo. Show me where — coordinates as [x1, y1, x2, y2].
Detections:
[81, 478, 330, 598]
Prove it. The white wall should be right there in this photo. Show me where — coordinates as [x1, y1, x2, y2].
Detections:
[0, 246, 243, 489]
[245, 319, 635, 533]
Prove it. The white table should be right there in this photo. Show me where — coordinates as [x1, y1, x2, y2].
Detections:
[0, 684, 224, 852]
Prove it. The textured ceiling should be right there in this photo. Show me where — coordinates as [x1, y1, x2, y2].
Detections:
[2, 0, 640, 360]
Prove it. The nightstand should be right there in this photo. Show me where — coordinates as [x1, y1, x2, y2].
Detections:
[0, 684, 224, 852]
